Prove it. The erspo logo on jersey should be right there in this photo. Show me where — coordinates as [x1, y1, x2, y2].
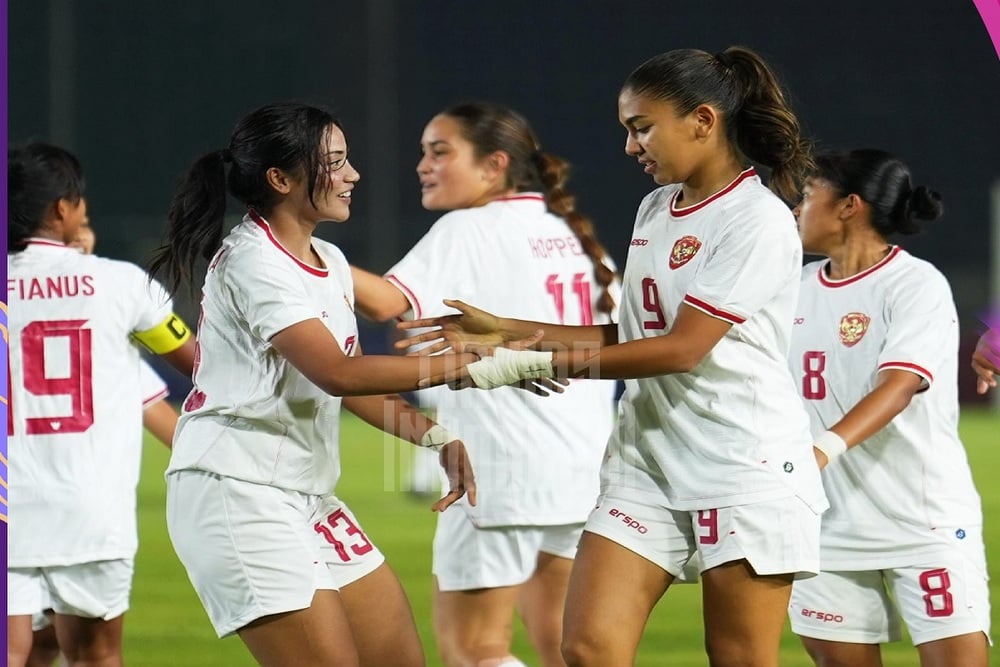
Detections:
[838, 312, 871, 347]
[669, 235, 702, 269]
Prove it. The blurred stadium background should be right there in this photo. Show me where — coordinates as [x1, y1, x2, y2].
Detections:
[8, 1, 1000, 664]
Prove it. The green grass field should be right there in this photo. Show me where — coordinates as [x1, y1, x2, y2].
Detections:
[125, 407, 1000, 666]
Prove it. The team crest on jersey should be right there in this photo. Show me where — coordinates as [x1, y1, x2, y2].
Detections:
[838, 312, 871, 347]
[669, 235, 702, 269]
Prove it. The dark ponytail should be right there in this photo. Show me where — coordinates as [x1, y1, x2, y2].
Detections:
[442, 102, 617, 314]
[149, 151, 228, 295]
[8, 142, 86, 251]
[813, 149, 942, 236]
[149, 102, 342, 296]
[623, 46, 814, 202]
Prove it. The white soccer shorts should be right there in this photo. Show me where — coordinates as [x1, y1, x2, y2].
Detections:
[433, 505, 583, 591]
[584, 490, 821, 581]
[166, 470, 385, 637]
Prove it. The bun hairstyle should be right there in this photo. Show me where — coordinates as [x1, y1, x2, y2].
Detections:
[813, 149, 943, 236]
[442, 102, 617, 314]
[622, 46, 814, 202]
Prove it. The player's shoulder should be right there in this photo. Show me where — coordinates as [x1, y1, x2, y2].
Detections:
[85, 253, 150, 282]
[313, 237, 349, 270]
[637, 184, 678, 211]
[882, 247, 953, 294]
[721, 179, 793, 226]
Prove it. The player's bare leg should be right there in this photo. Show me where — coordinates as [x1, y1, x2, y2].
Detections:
[701, 559, 792, 667]
[560, 532, 672, 666]
[52, 614, 124, 667]
[516, 552, 573, 667]
[339, 563, 425, 667]
[916, 632, 988, 667]
[8, 614, 35, 667]
[433, 579, 522, 667]
[799, 637, 884, 667]
[28, 616, 63, 667]
[238, 590, 359, 667]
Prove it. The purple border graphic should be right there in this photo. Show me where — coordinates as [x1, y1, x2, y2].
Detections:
[2, 0, 10, 658]
[974, 0, 1000, 59]
[0, 0, 997, 662]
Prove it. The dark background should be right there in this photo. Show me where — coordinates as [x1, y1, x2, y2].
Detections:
[9, 0, 1000, 398]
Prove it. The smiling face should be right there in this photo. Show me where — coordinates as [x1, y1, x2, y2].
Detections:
[618, 89, 705, 186]
[793, 177, 846, 255]
[311, 123, 360, 223]
[416, 114, 505, 211]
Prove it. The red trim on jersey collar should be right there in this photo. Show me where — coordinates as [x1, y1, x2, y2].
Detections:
[24, 238, 69, 248]
[817, 246, 901, 288]
[248, 209, 328, 277]
[492, 193, 545, 203]
[669, 168, 757, 217]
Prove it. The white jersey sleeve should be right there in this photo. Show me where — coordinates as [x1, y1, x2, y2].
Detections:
[685, 196, 804, 323]
[876, 273, 953, 384]
[385, 211, 476, 319]
[139, 359, 169, 408]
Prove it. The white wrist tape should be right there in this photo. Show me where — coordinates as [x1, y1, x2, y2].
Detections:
[419, 424, 455, 452]
[465, 348, 555, 389]
[813, 430, 848, 462]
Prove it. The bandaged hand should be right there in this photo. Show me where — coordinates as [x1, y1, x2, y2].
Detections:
[465, 348, 556, 389]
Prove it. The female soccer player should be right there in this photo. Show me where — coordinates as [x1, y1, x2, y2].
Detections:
[787, 149, 989, 666]
[351, 102, 619, 667]
[401, 46, 828, 666]
[7, 142, 197, 667]
[147, 101, 542, 666]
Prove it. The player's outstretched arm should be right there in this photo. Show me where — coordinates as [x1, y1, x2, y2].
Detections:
[397, 298, 616, 356]
[342, 391, 476, 511]
[811, 369, 924, 469]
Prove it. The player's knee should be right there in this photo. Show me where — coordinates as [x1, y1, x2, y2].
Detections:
[705, 637, 774, 667]
[561, 632, 607, 667]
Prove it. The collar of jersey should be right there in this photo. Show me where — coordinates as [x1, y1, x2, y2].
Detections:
[817, 245, 901, 288]
[247, 209, 328, 277]
[669, 167, 757, 217]
[23, 237, 70, 249]
[491, 193, 545, 205]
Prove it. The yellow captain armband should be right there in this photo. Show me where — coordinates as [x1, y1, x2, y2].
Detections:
[133, 313, 192, 354]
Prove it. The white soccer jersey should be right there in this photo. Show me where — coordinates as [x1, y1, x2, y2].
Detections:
[139, 359, 169, 408]
[603, 169, 828, 512]
[385, 194, 618, 526]
[789, 247, 983, 569]
[166, 213, 358, 496]
[7, 240, 175, 566]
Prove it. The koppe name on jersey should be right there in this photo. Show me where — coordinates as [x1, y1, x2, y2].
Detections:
[528, 236, 585, 259]
[9, 275, 96, 300]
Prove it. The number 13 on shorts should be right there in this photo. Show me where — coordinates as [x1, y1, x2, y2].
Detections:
[313, 509, 374, 563]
